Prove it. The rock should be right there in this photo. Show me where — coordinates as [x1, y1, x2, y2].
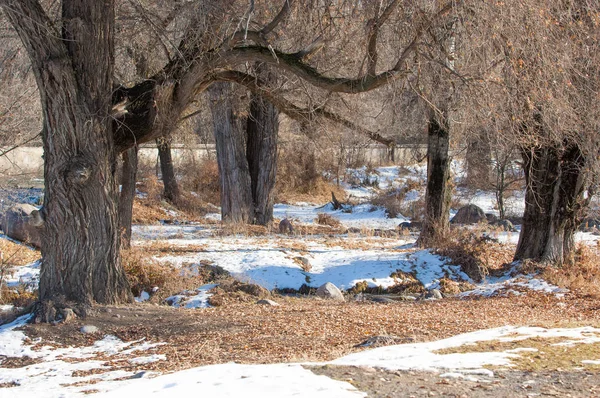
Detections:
[451, 204, 487, 225]
[256, 299, 280, 306]
[1, 204, 43, 248]
[423, 289, 443, 300]
[316, 282, 345, 302]
[490, 219, 517, 232]
[398, 221, 422, 231]
[80, 325, 99, 334]
[279, 218, 294, 234]
[294, 256, 311, 272]
[346, 227, 362, 234]
[59, 308, 76, 323]
[485, 213, 498, 223]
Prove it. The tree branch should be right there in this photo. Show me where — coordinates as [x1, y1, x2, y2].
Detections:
[214, 70, 395, 147]
[366, 0, 400, 76]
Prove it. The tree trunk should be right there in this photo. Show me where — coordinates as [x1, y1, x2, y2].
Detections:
[417, 116, 452, 247]
[119, 146, 138, 249]
[514, 140, 588, 265]
[246, 66, 279, 225]
[209, 82, 252, 224]
[156, 136, 180, 204]
[3, 0, 132, 318]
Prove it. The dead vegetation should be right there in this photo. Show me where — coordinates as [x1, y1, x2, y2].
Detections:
[435, 227, 515, 282]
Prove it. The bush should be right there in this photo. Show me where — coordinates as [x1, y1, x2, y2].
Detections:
[435, 228, 514, 283]
[315, 213, 342, 228]
[541, 243, 600, 298]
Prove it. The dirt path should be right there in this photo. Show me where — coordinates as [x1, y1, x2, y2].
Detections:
[311, 365, 600, 397]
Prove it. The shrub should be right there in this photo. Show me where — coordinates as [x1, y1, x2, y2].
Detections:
[435, 228, 514, 283]
[541, 243, 600, 298]
[315, 213, 342, 228]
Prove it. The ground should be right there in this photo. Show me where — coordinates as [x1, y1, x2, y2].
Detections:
[2, 164, 600, 396]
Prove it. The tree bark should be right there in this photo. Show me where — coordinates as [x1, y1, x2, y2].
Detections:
[514, 140, 588, 265]
[246, 66, 279, 225]
[119, 146, 138, 249]
[156, 136, 180, 204]
[417, 115, 452, 247]
[209, 82, 253, 224]
[2, 0, 132, 317]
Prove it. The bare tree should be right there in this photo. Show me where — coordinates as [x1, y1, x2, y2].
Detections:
[0, 0, 459, 316]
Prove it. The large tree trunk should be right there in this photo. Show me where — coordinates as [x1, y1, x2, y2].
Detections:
[119, 146, 139, 249]
[3, 0, 132, 318]
[417, 116, 452, 247]
[514, 140, 588, 265]
[246, 66, 279, 225]
[156, 136, 180, 204]
[209, 82, 252, 224]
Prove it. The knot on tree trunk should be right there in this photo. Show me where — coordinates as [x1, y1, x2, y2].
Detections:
[64, 156, 94, 186]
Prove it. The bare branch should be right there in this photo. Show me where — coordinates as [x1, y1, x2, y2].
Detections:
[366, 0, 400, 76]
[214, 70, 394, 147]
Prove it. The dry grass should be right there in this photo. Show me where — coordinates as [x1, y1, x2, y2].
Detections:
[315, 213, 342, 228]
[436, 227, 514, 282]
[121, 247, 206, 301]
[0, 238, 40, 266]
[179, 158, 221, 206]
[541, 243, 600, 298]
[435, 336, 600, 372]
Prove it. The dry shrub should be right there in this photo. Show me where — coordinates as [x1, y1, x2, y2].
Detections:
[0, 238, 40, 266]
[207, 280, 270, 306]
[438, 277, 475, 295]
[137, 174, 163, 205]
[436, 228, 514, 282]
[121, 247, 204, 301]
[541, 243, 600, 298]
[275, 147, 345, 204]
[315, 213, 342, 228]
[0, 286, 36, 307]
[180, 158, 221, 206]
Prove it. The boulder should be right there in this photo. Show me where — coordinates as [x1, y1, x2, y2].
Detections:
[485, 213, 498, 223]
[398, 221, 423, 231]
[316, 282, 345, 302]
[450, 204, 486, 225]
[490, 219, 518, 232]
[278, 218, 294, 234]
[1, 204, 43, 248]
[256, 299, 280, 306]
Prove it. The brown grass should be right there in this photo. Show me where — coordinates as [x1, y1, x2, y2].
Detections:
[541, 243, 600, 298]
[315, 213, 342, 228]
[121, 247, 206, 301]
[436, 227, 514, 282]
[0, 238, 40, 266]
[179, 158, 221, 206]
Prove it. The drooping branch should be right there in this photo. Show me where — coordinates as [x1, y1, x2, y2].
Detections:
[214, 70, 395, 147]
[227, 0, 295, 47]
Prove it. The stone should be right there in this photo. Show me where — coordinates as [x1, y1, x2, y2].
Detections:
[316, 282, 345, 302]
[490, 219, 517, 232]
[423, 289, 443, 300]
[80, 325, 99, 334]
[278, 218, 294, 234]
[398, 221, 422, 231]
[485, 213, 498, 223]
[59, 308, 76, 323]
[450, 204, 487, 225]
[256, 299, 280, 306]
[1, 204, 43, 248]
[294, 256, 311, 272]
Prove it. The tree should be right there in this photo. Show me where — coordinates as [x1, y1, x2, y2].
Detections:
[118, 146, 139, 249]
[471, 0, 600, 264]
[0, 0, 456, 315]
